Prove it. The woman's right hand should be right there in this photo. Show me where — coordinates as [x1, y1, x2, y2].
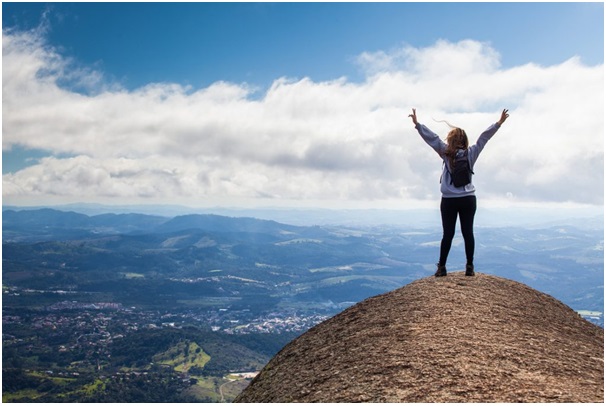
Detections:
[409, 108, 418, 126]
[498, 108, 509, 125]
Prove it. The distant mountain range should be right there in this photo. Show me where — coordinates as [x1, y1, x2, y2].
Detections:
[3, 203, 603, 228]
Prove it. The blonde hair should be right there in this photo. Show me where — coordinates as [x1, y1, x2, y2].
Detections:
[433, 119, 469, 168]
[445, 128, 469, 168]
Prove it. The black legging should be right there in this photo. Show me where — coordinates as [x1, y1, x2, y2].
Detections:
[439, 195, 477, 267]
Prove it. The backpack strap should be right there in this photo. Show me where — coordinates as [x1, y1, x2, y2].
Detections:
[464, 149, 475, 175]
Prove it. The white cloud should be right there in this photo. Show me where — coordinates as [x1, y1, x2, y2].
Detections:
[357, 39, 501, 78]
[2, 28, 603, 207]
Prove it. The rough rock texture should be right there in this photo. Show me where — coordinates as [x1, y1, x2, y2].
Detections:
[236, 272, 603, 403]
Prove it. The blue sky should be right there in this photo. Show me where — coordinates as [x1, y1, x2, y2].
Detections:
[4, 2, 603, 90]
[2, 2, 604, 209]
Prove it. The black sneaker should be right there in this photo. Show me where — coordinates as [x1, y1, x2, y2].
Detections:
[435, 264, 447, 277]
[465, 263, 475, 276]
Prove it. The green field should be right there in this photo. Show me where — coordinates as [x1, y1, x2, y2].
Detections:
[151, 340, 250, 402]
[152, 340, 211, 372]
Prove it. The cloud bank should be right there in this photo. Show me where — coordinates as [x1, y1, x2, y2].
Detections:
[3, 29, 603, 208]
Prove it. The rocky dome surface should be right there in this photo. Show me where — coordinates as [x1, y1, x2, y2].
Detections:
[236, 272, 603, 403]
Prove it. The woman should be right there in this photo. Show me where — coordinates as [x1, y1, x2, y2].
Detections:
[408, 108, 509, 277]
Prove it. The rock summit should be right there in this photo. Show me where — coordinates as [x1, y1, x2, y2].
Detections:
[236, 272, 603, 402]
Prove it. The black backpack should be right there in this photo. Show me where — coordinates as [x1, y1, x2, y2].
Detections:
[443, 150, 474, 187]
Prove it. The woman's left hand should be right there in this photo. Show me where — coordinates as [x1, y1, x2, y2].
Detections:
[409, 108, 418, 126]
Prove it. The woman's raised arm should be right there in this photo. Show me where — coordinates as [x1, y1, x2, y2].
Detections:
[411, 108, 446, 155]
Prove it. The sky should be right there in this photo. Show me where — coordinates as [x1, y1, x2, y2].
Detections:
[2, 2, 604, 210]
